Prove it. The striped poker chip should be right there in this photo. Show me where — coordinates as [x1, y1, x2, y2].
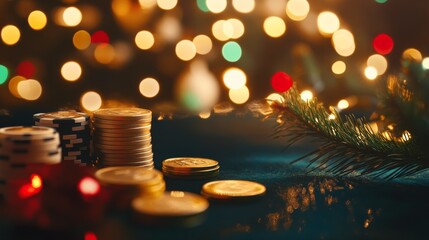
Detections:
[33, 111, 90, 124]
[0, 126, 57, 140]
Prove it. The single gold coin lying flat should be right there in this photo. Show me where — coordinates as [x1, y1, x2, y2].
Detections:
[132, 191, 209, 217]
[95, 166, 162, 186]
[201, 180, 266, 199]
[162, 157, 218, 171]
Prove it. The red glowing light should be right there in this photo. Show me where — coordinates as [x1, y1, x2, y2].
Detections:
[373, 33, 394, 55]
[78, 177, 100, 196]
[91, 30, 109, 44]
[18, 184, 41, 199]
[16, 61, 36, 78]
[84, 232, 98, 240]
[271, 72, 293, 93]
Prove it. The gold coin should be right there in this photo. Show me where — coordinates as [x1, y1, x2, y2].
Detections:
[132, 191, 209, 217]
[201, 180, 266, 199]
[95, 167, 162, 186]
[93, 118, 151, 125]
[162, 166, 220, 174]
[162, 157, 218, 171]
[94, 108, 152, 120]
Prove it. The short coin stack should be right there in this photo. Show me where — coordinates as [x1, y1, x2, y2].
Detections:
[93, 108, 153, 168]
[0, 126, 61, 198]
[33, 111, 91, 166]
[201, 180, 266, 201]
[162, 157, 220, 179]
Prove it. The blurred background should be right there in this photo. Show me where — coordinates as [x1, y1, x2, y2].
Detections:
[0, 0, 428, 115]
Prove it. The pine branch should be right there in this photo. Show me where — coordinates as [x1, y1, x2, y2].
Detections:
[270, 87, 429, 179]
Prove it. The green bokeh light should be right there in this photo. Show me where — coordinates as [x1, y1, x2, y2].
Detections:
[222, 41, 242, 62]
[182, 91, 201, 111]
[375, 0, 388, 3]
[0, 65, 9, 85]
[196, 0, 209, 12]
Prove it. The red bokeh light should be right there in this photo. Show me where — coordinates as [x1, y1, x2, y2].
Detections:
[271, 71, 293, 93]
[91, 30, 109, 44]
[18, 184, 41, 199]
[84, 232, 98, 240]
[78, 177, 100, 196]
[16, 61, 36, 78]
[373, 33, 394, 55]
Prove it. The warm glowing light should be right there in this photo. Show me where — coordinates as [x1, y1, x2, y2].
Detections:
[300, 90, 313, 101]
[78, 177, 100, 196]
[401, 131, 412, 142]
[193, 35, 212, 55]
[0, 65, 9, 85]
[228, 18, 245, 39]
[63, 7, 82, 27]
[266, 93, 285, 104]
[31, 174, 42, 189]
[337, 99, 349, 110]
[157, 0, 177, 10]
[199, 111, 211, 119]
[135, 30, 155, 50]
[328, 114, 336, 120]
[286, 0, 310, 21]
[1, 25, 21, 45]
[263, 16, 286, 38]
[212, 20, 232, 41]
[81, 91, 102, 111]
[94, 44, 116, 64]
[223, 67, 247, 90]
[402, 48, 422, 62]
[422, 57, 429, 69]
[206, 0, 227, 14]
[17, 79, 43, 101]
[367, 54, 388, 75]
[28, 10, 47, 30]
[232, 0, 255, 13]
[175, 40, 197, 61]
[332, 61, 346, 75]
[373, 33, 393, 55]
[61, 61, 82, 82]
[364, 66, 378, 80]
[332, 29, 355, 57]
[156, 15, 181, 43]
[73, 30, 91, 50]
[139, 77, 160, 98]
[222, 41, 242, 62]
[317, 11, 340, 36]
[229, 86, 250, 104]
[19, 184, 41, 199]
[8, 75, 25, 98]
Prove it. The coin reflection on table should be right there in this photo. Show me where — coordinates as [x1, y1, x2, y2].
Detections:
[201, 180, 266, 201]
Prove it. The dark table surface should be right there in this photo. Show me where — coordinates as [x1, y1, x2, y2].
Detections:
[1, 111, 429, 240]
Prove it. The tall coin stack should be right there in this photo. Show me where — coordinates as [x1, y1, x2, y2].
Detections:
[0, 126, 61, 198]
[93, 108, 153, 168]
[33, 111, 91, 166]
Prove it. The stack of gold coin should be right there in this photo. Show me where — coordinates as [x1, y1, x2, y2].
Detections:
[132, 191, 209, 227]
[201, 180, 266, 201]
[93, 108, 153, 168]
[95, 166, 165, 197]
[162, 157, 220, 179]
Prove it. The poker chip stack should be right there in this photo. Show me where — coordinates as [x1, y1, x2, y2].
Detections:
[93, 108, 153, 168]
[162, 157, 220, 179]
[33, 111, 91, 166]
[0, 126, 61, 198]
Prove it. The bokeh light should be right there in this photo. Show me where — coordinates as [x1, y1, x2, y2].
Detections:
[17, 79, 43, 101]
[402, 48, 422, 62]
[332, 61, 346, 75]
[135, 30, 155, 50]
[139, 77, 160, 98]
[300, 90, 313, 101]
[8, 76, 26, 98]
[63, 7, 82, 27]
[193, 35, 212, 55]
[78, 177, 100, 196]
[91, 30, 109, 44]
[28, 10, 47, 30]
[375, 0, 388, 4]
[332, 29, 355, 57]
[212, 20, 232, 41]
[263, 16, 286, 38]
[271, 72, 293, 92]
[228, 18, 245, 39]
[81, 91, 102, 111]
[232, 0, 255, 13]
[373, 33, 393, 55]
[196, 0, 209, 12]
[422, 57, 429, 70]
[61, 61, 82, 82]
[1, 25, 21, 45]
[206, 0, 227, 14]
[317, 11, 340, 36]
[223, 67, 247, 90]
[0, 65, 9, 85]
[156, 15, 182, 43]
[199, 111, 211, 119]
[222, 41, 242, 62]
[73, 30, 91, 50]
[266, 93, 285, 104]
[31, 174, 42, 189]
[367, 54, 388, 75]
[94, 44, 116, 64]
[157, 0, 178, 10]
[337, 99, 349, 110]
[175, 40, 197, 61]
[16, 61, 36, 78]
[229, 85, 250, 104]
[364, 66, 378, 80]
[286, 0, 310, 21]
